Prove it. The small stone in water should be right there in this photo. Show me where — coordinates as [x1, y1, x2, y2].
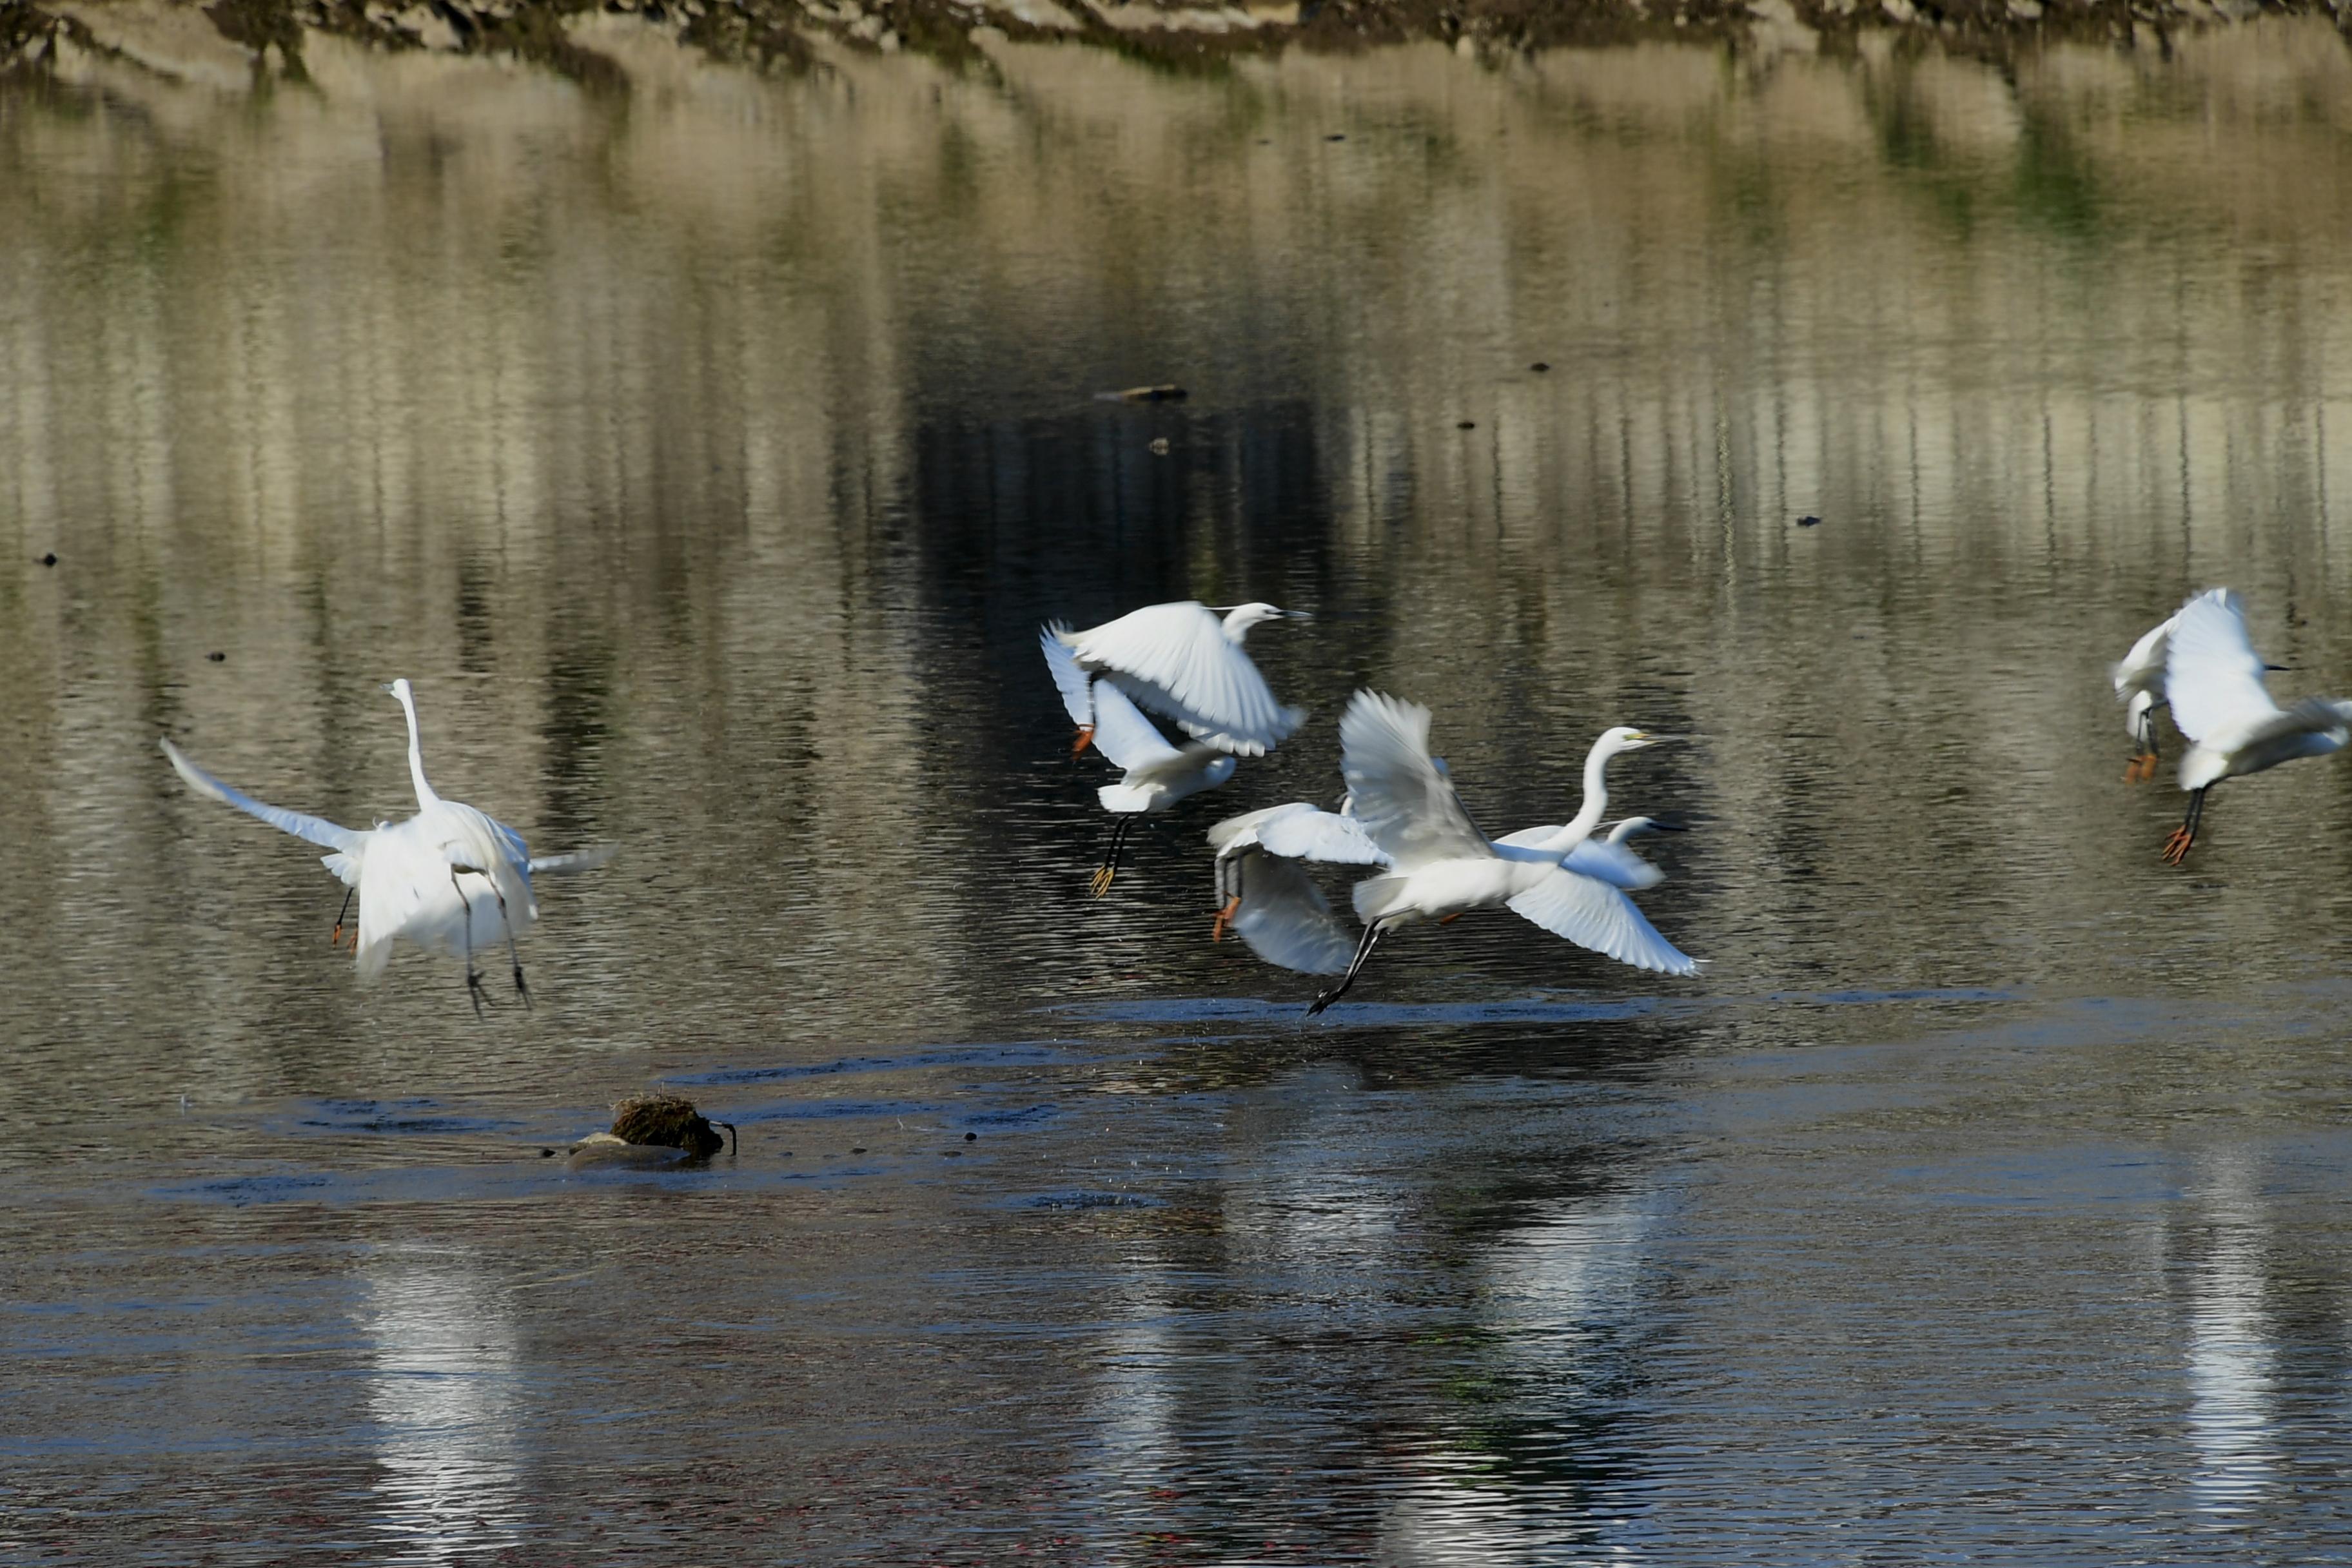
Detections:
[41, 553, 57, 566]
[206, 651, 226, 662]
[965, 1131, 977, 1141]
[1796, 514, 1821, 527]
[1456, 420, 1476, 430]
[1531, 362, 1551, 373]
[851, 1146, 867, 1154]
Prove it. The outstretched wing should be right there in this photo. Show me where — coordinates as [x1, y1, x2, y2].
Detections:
[1087, 681, 1182, 772]
[1069, 602, 1301, 756]
[160, 738, 366, 855]
[1226, 849, 1356, 974]
[1338, 691, 1488, 870]
[1038, 622, 1095, 730]
[1505, 869, 1700, 976]
[2164, 589, 2278, 743]
[1255, 807, 1387, 866]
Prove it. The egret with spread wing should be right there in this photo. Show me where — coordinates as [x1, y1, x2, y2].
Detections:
[2159, 589, 2352, 864]
[161, 680, 605, 1011]
[1308, 692, 1698, 1015]
[1048, 600, 1308, 756]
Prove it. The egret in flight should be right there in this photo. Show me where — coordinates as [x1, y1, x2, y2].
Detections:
[161, 680, 603, 1011]
[1205, 807, 1358, 974]
[2159, 589, 2352, 864]
[1308, 692, 1699, 1014]
[1045, 600, 1308, 757]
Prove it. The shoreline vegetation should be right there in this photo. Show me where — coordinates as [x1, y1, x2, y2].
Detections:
[1, 0, 2342, 91]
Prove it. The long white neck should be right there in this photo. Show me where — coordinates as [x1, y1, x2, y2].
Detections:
[1531, 741, 1614, 857]
[395, 685, 440, 808]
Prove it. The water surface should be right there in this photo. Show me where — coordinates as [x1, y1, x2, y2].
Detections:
[8, 21, 2352, 1562]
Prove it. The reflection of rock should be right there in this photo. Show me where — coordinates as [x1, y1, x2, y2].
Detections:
[1, 0, 2328, 83]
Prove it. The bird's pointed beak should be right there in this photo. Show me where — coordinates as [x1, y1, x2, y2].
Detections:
[1282, 609, 1313, 620]
[379, 681, 398, 694]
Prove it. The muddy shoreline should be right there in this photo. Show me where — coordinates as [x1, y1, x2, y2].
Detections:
[2, 0, 2338, 90]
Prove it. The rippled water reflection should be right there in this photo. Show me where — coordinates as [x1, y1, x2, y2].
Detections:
[9, 19, 2352, 1561]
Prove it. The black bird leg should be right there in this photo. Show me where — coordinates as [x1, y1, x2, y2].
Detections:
[1308, 919, 1389, 1015]
[2162, 787, 2208, 865]
[453, 867, 487, 1016]
[1092, 816, 1136, 898]
[487, 881, 530, 1010]
[331, 887, 353, 948]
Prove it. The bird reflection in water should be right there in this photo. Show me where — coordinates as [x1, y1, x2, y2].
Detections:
[362, 1254, 529, 1562]
[2185, 1150, 2278, 1524]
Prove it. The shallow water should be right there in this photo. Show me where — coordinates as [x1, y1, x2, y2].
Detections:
[10, 19, 2352, 1562]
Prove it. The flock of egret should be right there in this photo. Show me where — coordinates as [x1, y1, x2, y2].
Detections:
[151, 587, 2338, 1017]
[1039, 601, 1702, 1013]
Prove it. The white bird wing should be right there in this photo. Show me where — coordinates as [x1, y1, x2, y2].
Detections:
[1208, 802, 1316, 857]
[528, 845, 614, 876]
[2112, 613, 2175, 700]
[1338, 691, 1489, 870]
[1505, 869, 1700, 977]
[1038, 622, 1095, 730]
[2164, 589, 2277, 743]
[1255, 808, 1387, 865]
[160, 738, 367, 856]
[1087, 680, 1184, 772]
[1491, 825, 1660, 890]
[1226, 850, 1357, 974]
[1071, 602, 1301, 756]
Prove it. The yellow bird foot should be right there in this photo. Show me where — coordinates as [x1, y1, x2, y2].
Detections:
[1210, 894, 1241, 943]
[1090, 864, 1117, 898]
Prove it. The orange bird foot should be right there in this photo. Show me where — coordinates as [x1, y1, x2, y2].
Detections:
[1438, 912, 1463, 926]
[1071, 725, 1095, 758]
[1210, 894, 1241, 943]
[2161, 827, 2195, 865]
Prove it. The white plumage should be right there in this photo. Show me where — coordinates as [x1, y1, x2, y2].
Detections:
[1080, 680, 1239, 896]
[161, 679, 603, 1008]
[2113, 589, 2222, 783]
[1307, 692, 1699, 1014]
[1204, 807, 1357, 974]
[2157, 589, 2352, 863]
[1049, 601, 1307, 756]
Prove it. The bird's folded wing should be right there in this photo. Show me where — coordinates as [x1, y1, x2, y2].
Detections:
[2164, 589, 2276, 741]
[1038, 623, 1095, 730]
[160, 738, 366, 854]
[1075, 602, 1297, 755]
[1086, 680, 1183, 771]
[1338, 691, 1488, 868]
[1505, 869, 1700, 976]
[1256, 808, 1386, 865]
[1228, 852, 1356, 974]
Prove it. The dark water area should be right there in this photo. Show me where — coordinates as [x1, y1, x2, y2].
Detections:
[10, 18, 2352, 1562]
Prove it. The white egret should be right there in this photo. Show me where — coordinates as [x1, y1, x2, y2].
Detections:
[1082, 676, 1239, 897]
[1047, 600, 1308, 757]
[160, 680, 602, 1010]
[1308, 692, 1699, 1014]
[2113, 592, 2223, 783]
[1205, 807, 1357, 974]
[1491, 726, 1682, 891]
[2159, 589, 2352, 864]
